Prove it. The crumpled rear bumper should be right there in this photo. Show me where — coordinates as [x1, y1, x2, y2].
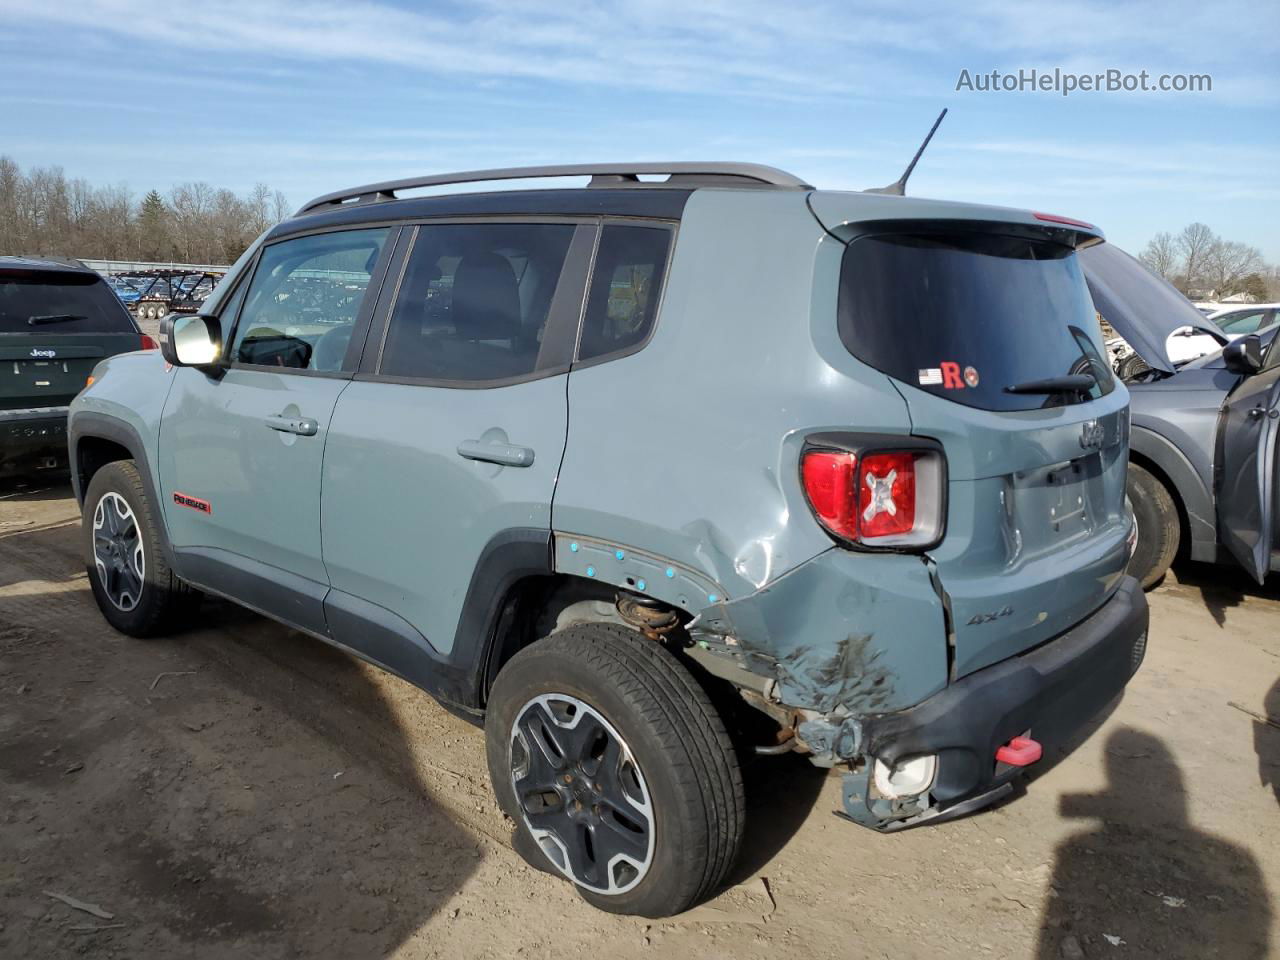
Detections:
[841, 576, 1148, 830]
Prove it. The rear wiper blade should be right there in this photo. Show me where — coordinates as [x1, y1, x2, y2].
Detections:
[1004, 373, 1097, 395]
[27, 314, 87, 325]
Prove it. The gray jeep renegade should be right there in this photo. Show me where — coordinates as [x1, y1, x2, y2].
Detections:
[68, 163, 1149, 918]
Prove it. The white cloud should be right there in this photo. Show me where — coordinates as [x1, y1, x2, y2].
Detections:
[2, 0, 1271, 103]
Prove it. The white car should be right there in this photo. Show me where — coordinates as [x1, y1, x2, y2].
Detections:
[1164, 325, 1224, 363]
[1208, 303, 1280, 339]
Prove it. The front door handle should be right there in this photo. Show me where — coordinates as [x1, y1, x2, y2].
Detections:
[457, 439, 535, 467]
[265, 415, 318, 436]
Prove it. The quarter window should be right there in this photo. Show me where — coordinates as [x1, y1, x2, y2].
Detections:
[231, 228, 389, 372]
[380, 222, 576, 383]
[577, 225, 672, 363]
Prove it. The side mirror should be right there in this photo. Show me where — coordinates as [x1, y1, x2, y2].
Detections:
[1223, 334, 1263, 376]
[160, 314, 223, 368]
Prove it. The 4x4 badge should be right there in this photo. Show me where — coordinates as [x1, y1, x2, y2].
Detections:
[967, 606, 1014, 625]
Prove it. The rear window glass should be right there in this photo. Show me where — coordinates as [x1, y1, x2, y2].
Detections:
[838, 233, 1113, 411]
[0, 271, 135, 334]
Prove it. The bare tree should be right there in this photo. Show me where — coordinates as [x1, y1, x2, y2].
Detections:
[1202, 239, 1264, 300]
[0, 155, 289, 263]
[1139, 231, 1178, 281]
[272, 189, 291, 223]
[1175, 222, 1216, 295]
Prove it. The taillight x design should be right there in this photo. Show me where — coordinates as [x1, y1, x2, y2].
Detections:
[801, 440, 945, 550]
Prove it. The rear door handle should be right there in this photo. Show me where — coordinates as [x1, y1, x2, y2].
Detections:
[265, 415, 318, 436]
[457, 439, 535, 467]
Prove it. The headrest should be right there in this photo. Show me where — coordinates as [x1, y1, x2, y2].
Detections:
[451, 252, 521, 340]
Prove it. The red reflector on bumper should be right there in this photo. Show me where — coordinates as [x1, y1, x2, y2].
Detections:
[996, 736, 1042, 767]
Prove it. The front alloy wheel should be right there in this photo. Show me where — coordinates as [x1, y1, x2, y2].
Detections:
[510, 694, 654, 895]
[82, 458, 200, 637]
[92, 491, 145, 611]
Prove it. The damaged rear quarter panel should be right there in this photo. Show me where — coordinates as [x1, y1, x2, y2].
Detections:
[700, 547, 948, 714]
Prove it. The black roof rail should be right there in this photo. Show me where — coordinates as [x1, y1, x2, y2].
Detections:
[295, 162, 814, 216]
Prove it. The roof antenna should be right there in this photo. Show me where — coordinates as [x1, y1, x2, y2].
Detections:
[864, 108, 948, 196]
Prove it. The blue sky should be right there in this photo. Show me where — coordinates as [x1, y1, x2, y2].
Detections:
[2, 0, 1277, 259]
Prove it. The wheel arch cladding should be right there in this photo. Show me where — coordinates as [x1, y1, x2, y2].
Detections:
[75, 435, 132, 498]
[451, 527, 557, 709]
[69, 412, 179, 571]
[1128, 426, 1213, 553]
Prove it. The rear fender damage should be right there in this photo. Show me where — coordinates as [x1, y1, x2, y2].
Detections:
[688, 547, 951, 827]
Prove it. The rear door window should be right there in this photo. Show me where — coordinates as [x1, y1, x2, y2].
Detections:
[0, 271, 136, 334]
[231, 228, 389, 372]
[379, 222, 577, 383]
[838, 232, 1114, 411]
[577, 224, 672, 363]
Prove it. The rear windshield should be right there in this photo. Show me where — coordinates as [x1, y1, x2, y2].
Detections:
[0, 270, 136, 334]
[838, 233, 1114, 411]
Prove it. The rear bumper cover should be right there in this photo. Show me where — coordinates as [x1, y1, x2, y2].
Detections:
[842, 576, 1148, 830]
[0, 406, 70, 464]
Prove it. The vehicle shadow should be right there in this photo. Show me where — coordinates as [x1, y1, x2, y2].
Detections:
[0, 479, 84, 589]
[0, 471, 74, 503]
[1035, 727, 1271, 960]
[1256, 677, 1280, 807]
[727, 750, 827, 883]
[0, 518, 481, 959]
[1167, 559, 1280, 628]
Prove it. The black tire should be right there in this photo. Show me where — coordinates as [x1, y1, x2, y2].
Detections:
[1126, 462, 1180, 589]
[486, 623, 744, 917]
[83, 459, 200, 636]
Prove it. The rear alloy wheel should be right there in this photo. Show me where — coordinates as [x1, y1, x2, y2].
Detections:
[510, 693, 654, 894]
[487, 623, 744, 917]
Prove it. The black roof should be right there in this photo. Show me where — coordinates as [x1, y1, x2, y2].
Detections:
[268, 187, 694, 242]
[0, 255, 95, 274]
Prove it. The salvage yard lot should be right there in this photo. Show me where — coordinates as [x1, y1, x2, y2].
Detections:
[1, 479, 1277, 960]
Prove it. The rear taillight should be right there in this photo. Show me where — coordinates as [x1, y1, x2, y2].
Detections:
[801, 442, 945, 550]
[139, 334, 158, 350]
[801, 451, 859, 540]
[858, 452, 917, 538]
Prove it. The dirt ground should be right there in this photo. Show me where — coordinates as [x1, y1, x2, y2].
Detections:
[1, 474, 1277, 960]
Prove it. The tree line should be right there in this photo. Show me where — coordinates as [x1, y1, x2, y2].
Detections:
[1140, 223, 1277, 302]
[0, 155, 290, 265]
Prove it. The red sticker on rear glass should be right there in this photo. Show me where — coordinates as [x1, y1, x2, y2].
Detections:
[940, 362, 965, 389]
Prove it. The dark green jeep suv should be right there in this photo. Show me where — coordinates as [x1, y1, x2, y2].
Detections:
[0, 256, 154, 476]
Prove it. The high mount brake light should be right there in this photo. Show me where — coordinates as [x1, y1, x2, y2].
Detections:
[801, 445, 944, 549]
[1032, 211, 1095, 230]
